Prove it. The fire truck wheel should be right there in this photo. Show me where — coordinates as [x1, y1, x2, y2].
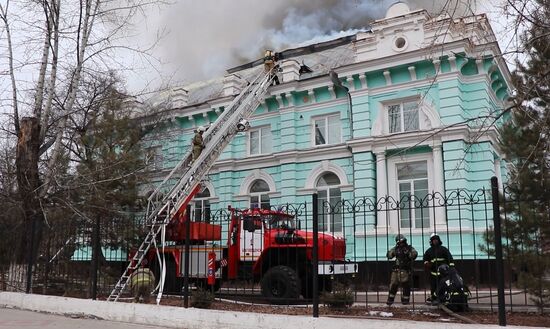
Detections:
[261, 265, 300, 302]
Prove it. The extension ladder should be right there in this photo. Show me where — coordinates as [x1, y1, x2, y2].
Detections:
[107, 69, 275, 302]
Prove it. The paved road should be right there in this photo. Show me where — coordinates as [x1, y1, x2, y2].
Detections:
[0, 308, 171, 329]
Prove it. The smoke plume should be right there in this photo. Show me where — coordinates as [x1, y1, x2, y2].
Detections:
[140, 0, 479, 86]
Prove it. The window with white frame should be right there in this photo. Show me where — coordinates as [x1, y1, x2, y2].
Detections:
[145, 146, 163, 170]
[316, 173, 342, 233]
[388, 100, 419, 133]
[193, 187, 211, 222]
[250, 179, 270, 209]
[396, 161, 430, 229]
[249, 126, 272, 155]
[313, 114, 341, 145]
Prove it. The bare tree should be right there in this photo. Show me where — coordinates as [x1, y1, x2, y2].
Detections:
[0, 0, 165, 291]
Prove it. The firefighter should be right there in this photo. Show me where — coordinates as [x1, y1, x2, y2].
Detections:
[435, 264, 470, 311]
[192, 126, 205, 162]
[129, 265, 155, 303]
[423, 233, 455, 304]
[263, 50, 280, 85]
[386, 234, 418, 305]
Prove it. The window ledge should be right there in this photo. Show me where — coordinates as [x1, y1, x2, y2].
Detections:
[233, 192, 281, 201]
[311, 142, 345, 149]
[246, 152, 274, 158]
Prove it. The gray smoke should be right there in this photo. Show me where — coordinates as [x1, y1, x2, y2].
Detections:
[142, 0, 478, 85]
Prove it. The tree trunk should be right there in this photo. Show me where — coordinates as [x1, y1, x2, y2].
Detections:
[15, 117, 45, 292]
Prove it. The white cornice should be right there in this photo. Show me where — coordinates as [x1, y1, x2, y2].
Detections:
[347, 125, 500, 154]
[339, 40, 504, 79]
[210, 144, 352, 173]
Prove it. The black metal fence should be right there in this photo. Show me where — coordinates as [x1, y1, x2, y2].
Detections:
[1, 178, 548, 318]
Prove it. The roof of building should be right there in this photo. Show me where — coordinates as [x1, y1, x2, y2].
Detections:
[145, 33, 362, 113]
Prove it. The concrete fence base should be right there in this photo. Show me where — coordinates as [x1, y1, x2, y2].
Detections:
[0, 292, 525, 329]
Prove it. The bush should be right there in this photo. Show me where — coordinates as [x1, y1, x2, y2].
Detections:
[190, 289, 214, 309]
[320, 283, 354, 309]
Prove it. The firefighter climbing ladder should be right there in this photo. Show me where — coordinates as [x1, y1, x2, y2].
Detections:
[107, 69, 275, 302]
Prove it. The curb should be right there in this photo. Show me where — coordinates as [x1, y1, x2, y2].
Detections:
[0, 292, 537, 329]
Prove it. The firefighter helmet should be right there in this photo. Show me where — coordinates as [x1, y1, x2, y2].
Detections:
[438, 264, 450, 276]
[395, 234, 407, 243]
[429, 233, 441, 246]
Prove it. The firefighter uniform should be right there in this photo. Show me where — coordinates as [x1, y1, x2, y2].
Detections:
[263, 50, 280, 85]
[264, 50, 275, 72]
[386, 234, 418, 305]
[129, 267, 155, 303]
[423, 234, 454, 303]
[192, 127, 205, 161]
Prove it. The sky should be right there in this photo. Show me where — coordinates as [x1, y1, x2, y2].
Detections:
[0, 0, 518, 112]
[120, 0, 515, 93]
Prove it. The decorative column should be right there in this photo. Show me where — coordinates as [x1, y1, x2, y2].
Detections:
[346, 76, 355, 91]
[476, 58, 484, 74]
[408, 66, 417, 80]
[275, 95, 283, 108]
[307, 89, 316, 103]
[448, 55, 457, 71]
[375, 151, 389, 229]
[432, 143, 446, 225]
[383, 70, 391, 85]
[327, 86, 336, 99]
[359, 73, 367, 89]
[285, 93, 294, 107]
[433, 59, 441, 74]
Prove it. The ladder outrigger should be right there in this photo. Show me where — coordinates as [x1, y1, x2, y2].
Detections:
[107, 69, 275, 302]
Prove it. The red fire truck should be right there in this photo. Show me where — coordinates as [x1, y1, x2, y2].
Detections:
[144, 205, 357, 300]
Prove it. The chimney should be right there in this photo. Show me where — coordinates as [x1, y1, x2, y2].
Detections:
[280, 60, 301, 83]
[171, 87, 189, 108]
[223, 74, 245, 96]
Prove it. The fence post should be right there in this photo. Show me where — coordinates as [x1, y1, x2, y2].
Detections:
[183, 205, 191, 308]
[312, 193, 319, 318]
[491, 176, 506, 326]
[25, 217, 36, 294]
[91, 216, 100, 300]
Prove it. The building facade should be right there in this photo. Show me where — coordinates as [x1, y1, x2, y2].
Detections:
[139, 4, 511, 262]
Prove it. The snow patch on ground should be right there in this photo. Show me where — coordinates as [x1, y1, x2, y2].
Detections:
[368, 310, 394, 317]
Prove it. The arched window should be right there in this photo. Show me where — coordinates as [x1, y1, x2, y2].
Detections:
[250, 179, 270, 210]
[193, 187, 211, 222]
[316, 173, 342, 233]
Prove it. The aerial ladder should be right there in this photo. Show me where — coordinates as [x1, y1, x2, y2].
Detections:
[107, 68, 276, 302]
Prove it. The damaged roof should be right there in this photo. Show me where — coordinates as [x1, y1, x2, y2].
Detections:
[145, 33, 362, 114]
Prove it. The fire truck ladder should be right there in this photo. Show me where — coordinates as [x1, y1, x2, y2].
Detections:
[107, 69, 275, 302]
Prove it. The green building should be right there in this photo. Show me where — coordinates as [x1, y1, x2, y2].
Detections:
[138, 3, 511, 272]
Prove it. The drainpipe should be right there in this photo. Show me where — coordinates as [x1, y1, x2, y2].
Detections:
[329, 70, 355, 193]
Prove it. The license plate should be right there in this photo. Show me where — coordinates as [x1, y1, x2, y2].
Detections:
[318, 263, 358, 275]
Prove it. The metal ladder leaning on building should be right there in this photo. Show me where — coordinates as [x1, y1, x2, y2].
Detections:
[107, 68, 276, 302]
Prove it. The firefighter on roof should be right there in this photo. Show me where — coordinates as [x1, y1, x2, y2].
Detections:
[423, 233, 455, 304]
[263, 50, 280, 85]
[386, 234, 418, 305]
